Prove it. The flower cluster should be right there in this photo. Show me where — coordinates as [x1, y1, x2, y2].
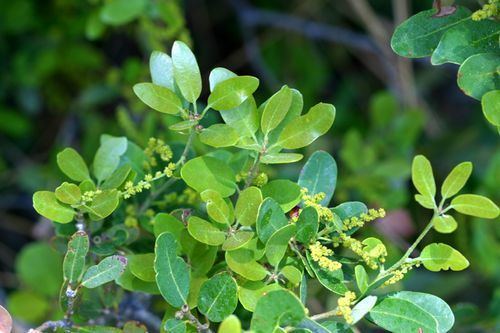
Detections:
[384, 260, 421, 286]
[253, 172, 268, 187]
[333, 235, 386, 270]
[144, 137, 173, 169]
[336, 291, 356, 324]
[81, 189, 102, 205]
[163, 188, 199, 206]
[342, 208, 385, 231]
[472, 0, 498, 20]
[122, 163, 176, 199]
[309, 242, 342, 271]
[301, 188, 333, 221]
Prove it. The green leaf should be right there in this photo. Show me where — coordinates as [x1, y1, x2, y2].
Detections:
[55, 182, 81, 205]
[133, 83, 183, 115]
[7, 291, 49, 324]
[482, 89, 500, 127]
[171, 41, 201, 103]
[169, 120, 197, 132]
[187, 216, 226, 246]
[261, 153, 303, 164]
[82, 255, 127, 288]
[153, 213, 185, 238]
[129, 253, 156, 282]
[208, 76, 259, 111]
[267, 88, 303, 143]
[306, 251, 347, 295]
[412, 155, 436, 203]
[441, 162, 472, 200]
[123, 321, 147, 333]
[295, 206, 319, 244]
[281, 265, 302, 285]
[101, 165, 132, 190]
[225, 249, 268, 281]
[72, 326, 122, 333]
[420, 243, 469, 271]
[265, 224, 296, 267]
[415, 194, 436, 209]
[331, 201, 368, 220]
[57, 148, 90, 182]
[198, 273, 238, 322]
[220, 97, 259, 139]
[235, 186, 262, 226]
[187, 276, 207, 309]
[164, 319, 186, 333]
[63, 231, 89, 286]
[16, 242, 63, 297]
[99, 0, 146, 25]
[93, 135, 128, 183]
[451, 194, 500, 218]
[276, 103, 335, 149]
[298, 151, 337, 206]
[261, 179, 301, 213]
[355, 265, 369, 294]
[351, 295, 377, 324]
[33, 191, 75, 223]
[433, 214, 458, 233]
[222, 231, 254, 251]
[155, 232, 190, 307]
[201, 189, 234, 225]
[256, 198, 289, 244]
[261, 85, 293, 134]
[87, 189, 120, 219]
[181, 156, 236, 197]
[150, 51, 175, 91]
[457, 53, 500, 100]
[116, 265, 160, 295]
[390, 6, 471, 58]
[238, 281, 282, 312]
[199, 124, 239, 148]
[369, 291, 454, 333]
[431, 19, 500, 65]
[218, 315, 241, 333]
[209, 67, 237, 91]
[250, 290, 306, 333]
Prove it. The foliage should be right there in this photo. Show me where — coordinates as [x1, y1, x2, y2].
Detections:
[391, 0, 500, 130]
[14, 41, 499, 333]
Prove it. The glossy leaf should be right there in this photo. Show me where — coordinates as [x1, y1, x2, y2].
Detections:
[276, 103, 336, 149]
[201, 189, 234, 225]
[220, 97, 259, 139]
[441, 162, 472, 199]
[209, 67, 237, 91]
[391, 6, 471, 58]
[281, 265, 302, 285]
[63, 231, 89, 286]
[82, 255, 127, 288]
[129, 253, 156, 282]
[198, 273, 238, 322]
[482, 89, 500, 127]
[451, 194, 500, 218]
[222, 231, 254, 251]
[208, 76, 259, 111]
[155, 232, 190, 307]
[412, 155, 436, 203]
[261, 179, 301, 213]
[457, 53, 500, 100]
[331, 201, 368, 220]
[150, 51, 175, 90]
[88, 189, 120, 219]
[33, 191, 75, 223]
[420, 243, 469, 271]
[295, 206, 319, 244]
[306, 251, 347, 295]
[261, 85, 293, 134]
[164, 319, 186, 333]
[235, 186, 262, 226]
[369, 291, 454, 333]
[133, 83, 183, 115]
[298, 151, 337, 206]
[55, 182, 81, 205]
[101, 165, 132, 190]
[187, 216, 226, 246]
[181, 156, 236, 197]
[218, 315, 241, 333]
[153, 213, 185, 238]
[93, 135, 128, 183]
[351, 295, 377, 324]
[265, 224, 296, 267]
[172, 41, 201, 103]
[238, 281, 282, 312]
[57, 148, 90, 181]
[433, 214, 458, 234]
[355, 265, 369, 294]
[256, 198, 289, 244]
[431, 19, 500, 65]
[415, 194, 436, 209]
[261, 153, 303, 164]
[250, 290, 306, 333]
[225, 249, 268, 281]
[199, 124, 239, 148]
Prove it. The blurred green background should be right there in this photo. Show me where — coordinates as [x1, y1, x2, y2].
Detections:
[0, 0, 498, 331]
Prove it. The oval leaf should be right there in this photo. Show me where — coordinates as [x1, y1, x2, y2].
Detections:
[412, 155, 436, 202]
[265, 224, 296, 267]
[298, 151, 337, 206]
[261, 85, 293, 134]
[172, 41, 201, 103]
[63, 231, 89, 286]
[82, 255, 127, 288]
[208, 76, 259, 111]
[198, 273, 238, 322]
[187, 216, 226, 246]
[482, 89, 500, 127]
[235, 186, 262, 226]
[133, 82, 183, 115]
[57, 148, 90, 182]
[199, 124, 239, 148]
[451, 194, 499, 218]
[420, 243, 469, 271]
[457, 53, 500, 100]
[256, 198, 289, 244]
[181, 156, 237, 197]
[33, 191, 75, 224]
